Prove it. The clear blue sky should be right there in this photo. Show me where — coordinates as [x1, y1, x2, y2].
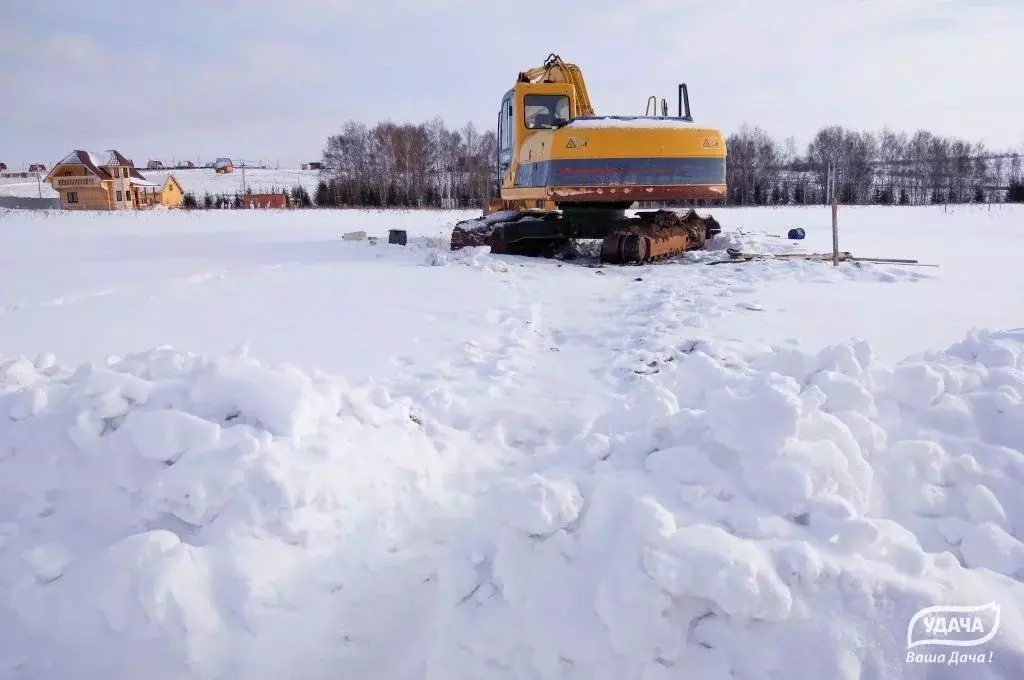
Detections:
[1, 0, 1021, 169]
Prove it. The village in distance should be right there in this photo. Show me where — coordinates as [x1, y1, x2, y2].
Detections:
[0, 153, 329, 212]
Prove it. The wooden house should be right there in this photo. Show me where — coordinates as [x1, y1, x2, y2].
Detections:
[44, 150, 182, 210]
[147, 159, 165, 169]
[214, 157, 234, 174]
[28, 163, 46, 173]
[0, 163, 6, 171]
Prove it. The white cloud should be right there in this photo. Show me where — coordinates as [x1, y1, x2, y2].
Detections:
[0, 0, 1020, 168]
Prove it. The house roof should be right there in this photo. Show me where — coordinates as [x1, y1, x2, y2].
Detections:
[52, 150, 147, 181]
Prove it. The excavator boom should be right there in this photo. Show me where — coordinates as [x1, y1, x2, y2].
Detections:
[516, 54, 595, 117]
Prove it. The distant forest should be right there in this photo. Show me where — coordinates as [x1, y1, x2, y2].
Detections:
[724, 124, 1024, 206]
[182, 119, 1024, 209]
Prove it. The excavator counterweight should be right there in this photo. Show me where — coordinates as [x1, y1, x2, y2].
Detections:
[450, 54, 727, 264]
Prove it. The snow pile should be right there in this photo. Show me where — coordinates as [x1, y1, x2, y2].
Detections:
[0, 347, 493, 679]
[703, 229, 783, 254]
[430, 328, 1024, 679]
[424, 244, 511, 272]
[1, 327, 1022, 678]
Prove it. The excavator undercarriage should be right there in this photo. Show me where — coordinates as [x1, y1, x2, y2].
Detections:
[449, 207, 722, 264]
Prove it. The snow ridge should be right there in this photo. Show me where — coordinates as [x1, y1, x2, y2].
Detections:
[1, 329, 1023, 679]
[0, 347, 495, 679]
[430, 328, 1024, 680]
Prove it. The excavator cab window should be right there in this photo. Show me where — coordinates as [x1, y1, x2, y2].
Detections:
[497, 92, 514, 186]
[524, 94, 570, 129]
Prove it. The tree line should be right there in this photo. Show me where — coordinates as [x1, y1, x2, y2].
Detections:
[725, 124, 1024, 206]
[318, 118, 497, 208]
[180, 118, 1024, 210]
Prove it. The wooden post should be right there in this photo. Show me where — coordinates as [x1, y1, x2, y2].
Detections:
[829, 162, 839, 266]
[832, 193, 839, 266]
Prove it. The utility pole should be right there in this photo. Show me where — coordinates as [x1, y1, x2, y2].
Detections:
[828, 162, 839, 267]
[36, 168, 42, 198]
[241, 160, 246, 195]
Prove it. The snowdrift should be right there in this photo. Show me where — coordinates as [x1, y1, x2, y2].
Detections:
[2, 328, 1024, 679]
[433, 328, 1024, 679]
[0, 348, 497, 679]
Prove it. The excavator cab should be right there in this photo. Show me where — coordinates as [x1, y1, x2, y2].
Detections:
[495, 79, 580, 205]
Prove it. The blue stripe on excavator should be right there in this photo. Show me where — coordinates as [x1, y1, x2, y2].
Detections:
[513, 157, 726, 189]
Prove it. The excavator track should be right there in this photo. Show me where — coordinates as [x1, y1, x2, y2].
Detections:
[450, 208, 722, 264]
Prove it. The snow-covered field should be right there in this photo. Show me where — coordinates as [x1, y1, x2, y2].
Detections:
[0, 177, 52, 199]
[0, 167, 320, 199]
[0, 203, 1022, 679]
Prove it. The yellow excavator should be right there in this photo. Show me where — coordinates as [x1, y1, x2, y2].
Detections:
[449, 54, 728, 264]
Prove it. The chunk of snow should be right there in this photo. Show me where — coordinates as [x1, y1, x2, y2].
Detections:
[496, 473, 583, 536]
[22, 542, 72, 583]
[888, 362, 946, 407]
[119, 408, 221, 464]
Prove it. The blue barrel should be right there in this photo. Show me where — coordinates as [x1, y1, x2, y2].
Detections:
[787, 228, 806, 240]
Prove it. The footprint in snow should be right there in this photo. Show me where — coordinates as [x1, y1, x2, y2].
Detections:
[183, 272, 225, 284]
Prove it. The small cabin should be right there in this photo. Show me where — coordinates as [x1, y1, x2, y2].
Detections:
[147, 159, 165, 169]
[242, 193, 288, 209]
[214, 157, 234, 174]
[137, 175, 185, 208]
[301, 162, 322, 170]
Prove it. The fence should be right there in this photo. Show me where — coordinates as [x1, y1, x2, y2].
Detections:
[0, 196, 61, 210]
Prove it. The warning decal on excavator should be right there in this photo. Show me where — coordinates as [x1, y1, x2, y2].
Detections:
[565, 136, 588, 149]
[702, 137, 720, 148]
